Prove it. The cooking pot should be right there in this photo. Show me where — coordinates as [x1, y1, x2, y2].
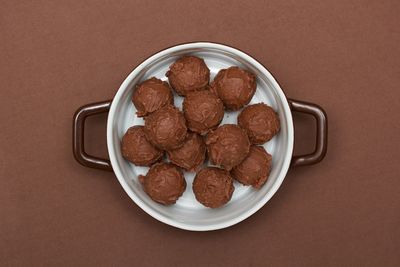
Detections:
[73, 42, 327, 231]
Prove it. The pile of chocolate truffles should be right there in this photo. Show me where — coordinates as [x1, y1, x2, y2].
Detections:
[121, 56, 280, 208]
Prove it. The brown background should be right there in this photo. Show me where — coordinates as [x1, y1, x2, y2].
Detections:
[1, 0, 399, 266]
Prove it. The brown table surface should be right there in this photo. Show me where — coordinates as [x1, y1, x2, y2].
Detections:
[1, 0, 399, 266]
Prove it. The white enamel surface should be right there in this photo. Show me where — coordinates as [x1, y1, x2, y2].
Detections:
[107, 43, 294, 231]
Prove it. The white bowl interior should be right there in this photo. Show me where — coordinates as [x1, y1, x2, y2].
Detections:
[107, 43, 293, 231]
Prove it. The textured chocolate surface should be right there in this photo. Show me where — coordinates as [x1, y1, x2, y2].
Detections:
[231, 146, 272, 188]
[192, 167, 234, 208]
[121, 126, 163, 166]
[144, 105, 187, 150]
[238, 103, 280, 144]
[132, 77, 173, 117]
[139, 163, 186, 205]
[183, 90, 224, 134]
[166, 56, 210, 96]
[210, 66, 256, 110]
[167, 132, 206, 171]
[206, 124, 250, 170]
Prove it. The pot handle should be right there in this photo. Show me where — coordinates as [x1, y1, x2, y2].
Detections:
[288, 99, 328, 167]
[73, 100, 113, 171]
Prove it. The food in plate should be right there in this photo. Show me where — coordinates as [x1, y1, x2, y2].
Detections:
[231, 146, 272, 189]
[238, 103, 280, 144]
[192, 167, 234, 208]
[182, 90, 224, 135]
[121, 55, 279, 208]
[132, 77, 173, 117]
[167, 132, 206, 172]
[139, 162, 186, 205]
[166, 55, 210, 96]
[205, 124, 250, 171]
[210, 66, 256, 110]
[144, 105, 187, 150]
[121, 126, 163, 166]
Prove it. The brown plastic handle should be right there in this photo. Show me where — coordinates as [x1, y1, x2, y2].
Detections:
[288, 99, 328, 167]
[73, 100, 113, 171]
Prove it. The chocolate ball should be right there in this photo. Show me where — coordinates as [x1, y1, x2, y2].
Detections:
[167, 132, 206, 172]
[205, 124, 250, 170]
[231, 146, 272, 189]
[192, 167, 234, 208]
[121, 126, 163, 166]
[144, 105, 187, 150]
[183, 90, 224, 134]
[132, 77, 173, 117]
[139, 163, 186, 205]
[238, 103, 280, 144]
[166, 56, 210, 96]
[210, 66, 256, 110]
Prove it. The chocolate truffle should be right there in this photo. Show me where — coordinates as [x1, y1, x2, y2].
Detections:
[121, 126, 163, 166]
[210, 66, 256, 110]
[183, 90, 224, 134]
[132, 77, 173, 117]
[238, 103, 280, 144]
[144, 105, 188, 150]
[231, 146, 272, 189]
[139, 163, 186, 205]
[192, 167, 234, 208]
[206, 124, 250, 170]
[166, 56, 210, 96]
[167, 132, 206, 172]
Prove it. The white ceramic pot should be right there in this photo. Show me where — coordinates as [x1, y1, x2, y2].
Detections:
[73, 42, 327, 231]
